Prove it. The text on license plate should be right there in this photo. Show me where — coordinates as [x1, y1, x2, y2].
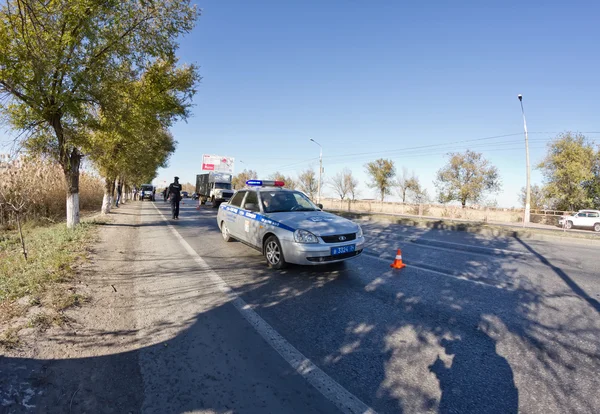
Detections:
[331, 245, 356, 255]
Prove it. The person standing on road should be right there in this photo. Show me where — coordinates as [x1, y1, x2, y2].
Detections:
[167, 177, 182, 219]
[163, 187, 168, 202]
[115, 181, 123, 208]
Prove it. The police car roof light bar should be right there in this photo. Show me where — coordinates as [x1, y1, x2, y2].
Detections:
[246, 180, 285, 187]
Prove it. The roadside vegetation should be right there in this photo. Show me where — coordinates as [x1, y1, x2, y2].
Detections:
[0, 154, 103, 347]
[230, 133, 598, 214]
[0, 218, 99, 349]
[0, 0, 200, 345]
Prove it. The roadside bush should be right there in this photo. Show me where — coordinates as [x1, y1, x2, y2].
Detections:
[0, 155, 104, 228]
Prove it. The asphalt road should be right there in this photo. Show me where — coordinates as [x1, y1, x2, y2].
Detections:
[144, 200, 600, 413]
[4, 199, 598, 414]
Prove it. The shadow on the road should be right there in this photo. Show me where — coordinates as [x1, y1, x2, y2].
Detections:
[2, 204, 600, 413]
[515, 236, 600, 314]
[429, 338, 518, 414]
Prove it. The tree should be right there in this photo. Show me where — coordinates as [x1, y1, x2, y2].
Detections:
[297, 168, 318, 199]
[347, 172, 360, 201]
[395, 167, 419, 203]
[88, 61, 193, 213]
[538, 133, 597, 211]
[410, 181, 430, 204]
[365, 159, 395, 202]
[0, 0, 198, 227]
[585, 152, 600, 208]
[329, 168, 355, 200]
[269, 172, 297, 190]
[435, 150, 500, 208]
[519, 184, 547, 210]
[233, 169, 258, 189]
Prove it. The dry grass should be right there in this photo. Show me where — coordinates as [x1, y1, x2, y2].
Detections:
[50, 290, 90, 311]
[27, 312, 71, 331]
[0, 155, 104, 228]
[0, 327, 20, 349]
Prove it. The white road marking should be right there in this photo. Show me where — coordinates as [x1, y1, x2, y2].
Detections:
[413, 238, 530, 255]
[364, 251, 508, 290]
[153, 203, 376, 414]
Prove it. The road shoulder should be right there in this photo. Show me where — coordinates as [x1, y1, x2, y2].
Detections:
[1, 201, 144, 413]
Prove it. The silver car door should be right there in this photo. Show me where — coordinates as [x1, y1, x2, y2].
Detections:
[225, 190, 246, 238]
[240, 190, 262, 247]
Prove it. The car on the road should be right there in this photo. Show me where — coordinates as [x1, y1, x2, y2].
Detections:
[191, 192, 199, 200]
[181, 191, 189, 198]
[216, 180, 365, 268]
[558, 210, 600, 232]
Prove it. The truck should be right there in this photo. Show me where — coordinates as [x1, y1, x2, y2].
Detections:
[196, 172, 234, 207]
[139, 184, 155, 201]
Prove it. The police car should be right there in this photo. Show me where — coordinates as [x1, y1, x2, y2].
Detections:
[216, 180, 365, 269]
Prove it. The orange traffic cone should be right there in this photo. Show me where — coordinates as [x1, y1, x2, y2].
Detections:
[390, 249, 406, 269]
[196, 202, 200, 210]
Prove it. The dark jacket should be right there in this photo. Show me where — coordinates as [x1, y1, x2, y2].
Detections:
[168, 182, 182, 202]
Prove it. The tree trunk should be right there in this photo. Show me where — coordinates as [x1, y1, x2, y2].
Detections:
[52, 115, 81, 228]
[461, 199, 467, 209]
[63, 148, 81, 228]
[101, 176, 114, 214]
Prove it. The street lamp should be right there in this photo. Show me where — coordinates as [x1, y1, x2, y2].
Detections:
[518, 94, 531, 225]
[309, 138, 323, 203]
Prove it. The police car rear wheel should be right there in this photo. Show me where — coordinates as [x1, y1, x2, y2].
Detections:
[221, 221, 233, 242]
[265, 236, 287, 269]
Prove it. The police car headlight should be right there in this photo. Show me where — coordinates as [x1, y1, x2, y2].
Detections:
[294, 229, 319, 244]
[357, 225, 363, 238]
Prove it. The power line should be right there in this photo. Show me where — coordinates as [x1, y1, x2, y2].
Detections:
[269, 131, 600, 172]
[274, 144, 549, 172]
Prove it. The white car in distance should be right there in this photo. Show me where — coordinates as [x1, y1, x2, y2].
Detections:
[558, 210, 600, 232]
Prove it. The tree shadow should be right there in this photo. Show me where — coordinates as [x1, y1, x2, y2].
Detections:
[514, 236, 600, 314]
[2, 208, 600, 413]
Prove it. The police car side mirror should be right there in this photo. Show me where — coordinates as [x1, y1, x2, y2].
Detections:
[245, 203, 259, 212]
[317, 203, 324, 210]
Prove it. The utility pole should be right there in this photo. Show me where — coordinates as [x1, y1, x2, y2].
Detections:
[310, 138, 323, 203]
[518, 94, 531, 225]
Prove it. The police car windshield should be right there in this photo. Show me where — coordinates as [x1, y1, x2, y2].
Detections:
[260, 191, 318, 213]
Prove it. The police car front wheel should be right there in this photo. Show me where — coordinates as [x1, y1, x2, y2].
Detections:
[264, 236, 287, 269]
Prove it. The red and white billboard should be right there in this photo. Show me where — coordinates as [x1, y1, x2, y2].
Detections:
[202, 154, 235, 174]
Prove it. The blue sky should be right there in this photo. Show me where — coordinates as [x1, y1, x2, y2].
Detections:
[155, 0, 600, 207]
[4, 1, 598, 207]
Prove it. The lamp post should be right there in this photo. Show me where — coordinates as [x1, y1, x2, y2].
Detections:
[518, 94, 531, 225]
[309, 138, 322, 203]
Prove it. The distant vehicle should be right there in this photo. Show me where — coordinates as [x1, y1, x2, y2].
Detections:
[558, 210, 600, 232]
[216, 180, 364, 269]
[191, 192, 199, 200]
[140, 184, 155, 201]
[196, 172, 234, 208]
[181, 191, 189, 198]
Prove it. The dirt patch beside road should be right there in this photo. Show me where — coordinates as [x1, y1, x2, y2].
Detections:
[0, 202, 144, 413]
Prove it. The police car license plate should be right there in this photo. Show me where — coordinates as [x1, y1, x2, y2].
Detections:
[331, 245, 355, 256]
